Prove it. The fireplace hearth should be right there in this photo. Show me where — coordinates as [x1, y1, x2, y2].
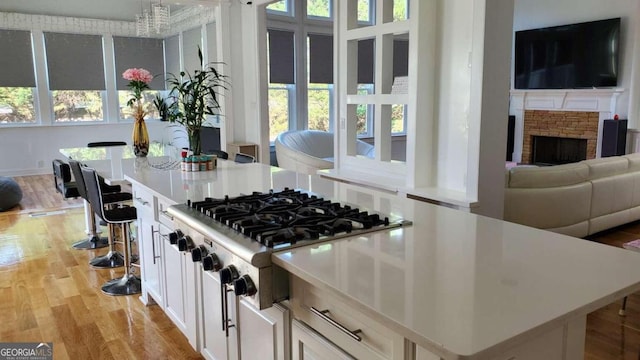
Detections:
[532, 136, 587, 166]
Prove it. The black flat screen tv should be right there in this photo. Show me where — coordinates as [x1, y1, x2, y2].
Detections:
[514, 18, 620, 89]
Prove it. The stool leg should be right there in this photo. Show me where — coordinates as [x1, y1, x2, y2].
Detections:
[619, 296, 628, 316]
[101, 223, 141, 296]
[72, 204, 108, 250]
[89, 223, 124, 268]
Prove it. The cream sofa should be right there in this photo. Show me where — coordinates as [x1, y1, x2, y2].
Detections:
[275, 130, 375, 175]
[504, 153, 640, 238]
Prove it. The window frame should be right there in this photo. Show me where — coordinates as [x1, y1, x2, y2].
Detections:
[266, 0, 334, 143]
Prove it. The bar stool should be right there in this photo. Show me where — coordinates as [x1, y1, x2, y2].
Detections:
[68, 160, 131, 250]
[82, 166, 141, 296]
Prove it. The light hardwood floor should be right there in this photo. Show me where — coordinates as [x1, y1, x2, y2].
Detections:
[3, 174, 640, 359]
[0, 175, 202, 359]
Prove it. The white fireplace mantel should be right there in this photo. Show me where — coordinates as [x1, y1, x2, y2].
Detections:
[509, 88, 625, 162]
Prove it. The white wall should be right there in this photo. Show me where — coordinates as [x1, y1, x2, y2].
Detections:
[513, 0, 639, 124]
[0, 122, 169, 176]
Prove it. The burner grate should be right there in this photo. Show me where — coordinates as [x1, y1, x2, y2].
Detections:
[186, 188, 392, 248]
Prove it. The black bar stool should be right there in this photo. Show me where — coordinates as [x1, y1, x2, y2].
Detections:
[82, 166, 141, 296]
[68, 160, 131, 250]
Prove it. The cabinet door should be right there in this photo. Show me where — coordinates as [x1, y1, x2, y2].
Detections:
[239, 301, 289, 360]
[137, 208, 164, 307]
[163, 236, 188, 334]
[201, 270, 231, 360]
[292, 320, 354, 360]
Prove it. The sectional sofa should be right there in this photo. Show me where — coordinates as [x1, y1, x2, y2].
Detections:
[504, 153, 640, 238]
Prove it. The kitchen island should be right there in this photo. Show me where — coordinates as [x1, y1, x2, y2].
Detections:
[123, 160, 640, 359]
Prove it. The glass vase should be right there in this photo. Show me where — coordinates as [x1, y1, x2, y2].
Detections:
[132, 118, 150, 157]
[188, 127, 201, 156]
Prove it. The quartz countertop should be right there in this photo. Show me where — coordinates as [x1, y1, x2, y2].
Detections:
[123, 161, 640, 359]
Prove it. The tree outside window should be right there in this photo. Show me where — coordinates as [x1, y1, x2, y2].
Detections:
[0, 87, 35, 124]
[52, 91, 104, 122]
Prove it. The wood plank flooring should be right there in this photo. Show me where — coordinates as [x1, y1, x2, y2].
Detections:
[0, 175, 202, 359]
[3, 174, 640, 358]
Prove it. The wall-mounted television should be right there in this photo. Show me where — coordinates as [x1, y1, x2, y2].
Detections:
[514, 18, 620, 89]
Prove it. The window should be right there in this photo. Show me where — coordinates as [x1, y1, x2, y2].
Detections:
[307, 84, 331, 131]
[358, 0, 372, 23]
[113, 36, 165, 121]
[0, 87, 36, 124]
[357, 0, 409, 24]
[0, 30, 37, 124]
[268, 84, 291, 141]
[52, 91, 104, 122]
[267, 0, 293, 16]
[268, 28, 296, 141]
[267, 1, 334, 141]
[307, 0, 331, 19]
[44, 32, 106, 122]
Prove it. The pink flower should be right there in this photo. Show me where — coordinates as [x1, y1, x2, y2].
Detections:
[122, 68, 153, 83]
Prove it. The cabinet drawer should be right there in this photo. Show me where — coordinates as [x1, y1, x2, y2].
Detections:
[132, 185, 156, 216]
[290, 276, 405, 360]
[157, 196, 176, 227]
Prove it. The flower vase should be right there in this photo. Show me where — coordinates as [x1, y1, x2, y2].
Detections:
[188, 127, 201, 156]
[132, 117, 150, 157]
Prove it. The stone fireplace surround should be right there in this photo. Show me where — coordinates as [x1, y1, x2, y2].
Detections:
[509, 89, 624, 164]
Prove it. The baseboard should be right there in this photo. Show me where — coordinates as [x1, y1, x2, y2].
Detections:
[0, 168, 51, 177]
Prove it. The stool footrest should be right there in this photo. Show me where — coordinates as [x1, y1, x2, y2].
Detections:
[72, 235, 109, 250]
[101, 274, 142, 296]
[90, 251, 125, 268]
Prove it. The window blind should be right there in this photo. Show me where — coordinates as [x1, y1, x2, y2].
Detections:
[113, 36, 165, 90]
[165, 35, 180, 81]
[308, 33, 333, 84]
[357, 39, 374, 84]
[268, 29, 295, 84]
[0, 29, 35, 87]
[44, 32, 105, 90]
[393, 40, 409, 78]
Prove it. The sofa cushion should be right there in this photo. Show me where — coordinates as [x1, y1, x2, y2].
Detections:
[507, 163, 589, 188]
[590, 172, 639, 218]
[624, 153, 640, 172]
[583, 157, 629, 179]
[504, 182, 592, 229]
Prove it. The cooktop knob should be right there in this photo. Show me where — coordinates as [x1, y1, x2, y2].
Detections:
[177, 235, 194, 252]
[220, 265, 239, 285]
[202, 253, 222, 271]
[168, 230, 183, 245]
[191, 245, 209, 262]
[234, 275, 257, 297]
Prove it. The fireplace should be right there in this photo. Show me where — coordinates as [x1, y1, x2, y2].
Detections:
[532, 136, 587, 165]
[509, 89, 624, 163]
[519, 110, 598, 164]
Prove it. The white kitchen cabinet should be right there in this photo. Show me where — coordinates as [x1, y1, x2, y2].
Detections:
[137, 210, 164, 307]
[290, 276, 405, 360]
[133, 185, 164, 307]
[163, 234, 188, 332]
[291, 320, 354, 360]
[200, 269, 289, 360]
[162, 231, 201, 350]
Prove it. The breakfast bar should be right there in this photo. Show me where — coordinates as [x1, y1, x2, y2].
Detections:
[119, 159, 640, 359]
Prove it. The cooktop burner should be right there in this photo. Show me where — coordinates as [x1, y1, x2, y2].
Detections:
[186, 188, 400, 248]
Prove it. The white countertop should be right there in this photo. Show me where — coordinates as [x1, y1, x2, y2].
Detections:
[123, 161, 640, 359]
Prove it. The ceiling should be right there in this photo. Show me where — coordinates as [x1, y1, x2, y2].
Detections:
[0, 0, 206, 22]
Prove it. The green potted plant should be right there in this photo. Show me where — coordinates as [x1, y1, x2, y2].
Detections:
[166, 47, 227, 155]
